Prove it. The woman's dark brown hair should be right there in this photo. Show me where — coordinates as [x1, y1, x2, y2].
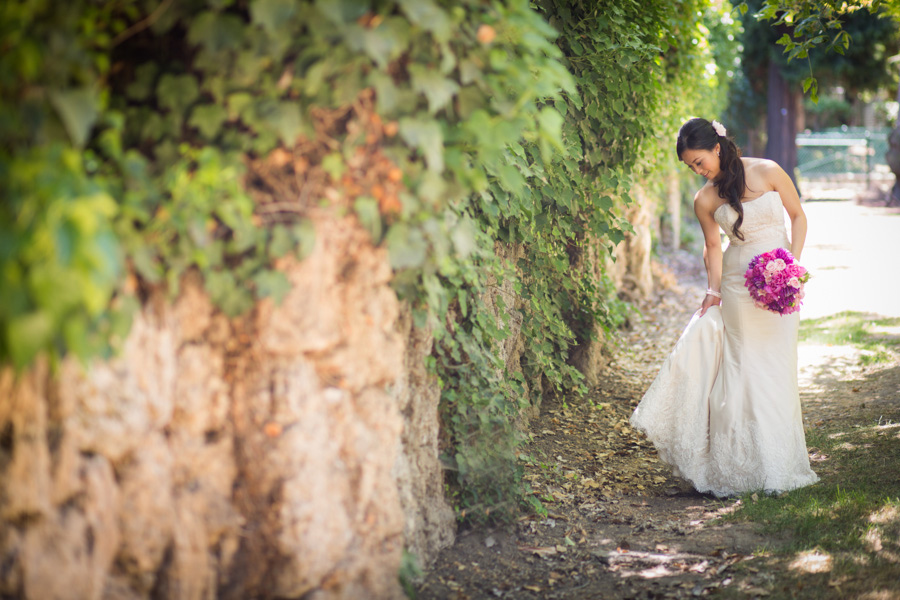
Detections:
[676, 118, 746, 240]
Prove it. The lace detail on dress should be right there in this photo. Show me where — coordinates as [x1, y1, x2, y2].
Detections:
[631, 305, 819, 496]
[714, 191, 787, 246]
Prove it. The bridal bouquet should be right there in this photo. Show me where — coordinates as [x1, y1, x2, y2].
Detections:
[743, 248, 809, 315]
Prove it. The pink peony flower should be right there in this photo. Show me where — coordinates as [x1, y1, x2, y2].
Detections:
[744, 248, 809, 315]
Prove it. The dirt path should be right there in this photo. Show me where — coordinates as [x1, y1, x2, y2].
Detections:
[416, 251, 777, 600]
[415, 200, 900, 600]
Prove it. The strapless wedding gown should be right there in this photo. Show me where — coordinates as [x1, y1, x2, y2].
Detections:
[630, 190, 818, 497]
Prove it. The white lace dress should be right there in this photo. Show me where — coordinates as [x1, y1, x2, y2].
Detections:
[630, 190, 819, 497]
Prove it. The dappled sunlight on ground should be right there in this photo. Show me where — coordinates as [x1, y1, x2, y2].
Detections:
[865, 502, 900, 563]
[799, 343, 866, 389]
[858, 591, 900, 600]
[864, 527, 885, 553]
[871, 324, 900, 338]
[797, 312, 900, 435]
[789, 550, 833, 574]
[418, 202, 900, 599]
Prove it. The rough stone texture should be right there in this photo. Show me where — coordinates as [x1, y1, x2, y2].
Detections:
[567, 236, 612, 389]
[391, 305, 456, 567]
[570, 190, 658, 388]
[612, 187, 655, 300]
[0, 209, 427, 599]
[390, 242, 533, 570]
[484, 244, 528, 378]
[483, 242, 538, 416]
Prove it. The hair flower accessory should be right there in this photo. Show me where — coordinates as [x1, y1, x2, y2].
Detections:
[711, 120, 727, 137]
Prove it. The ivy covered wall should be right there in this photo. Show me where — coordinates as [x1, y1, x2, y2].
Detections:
[1, 0, 735, 566]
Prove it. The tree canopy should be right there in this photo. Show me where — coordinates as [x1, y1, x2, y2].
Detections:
[739, 0, 900, 100]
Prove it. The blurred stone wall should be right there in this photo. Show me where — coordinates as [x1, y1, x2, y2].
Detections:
[569, 188, 659, 389]
[0, 190, 658, 599]
[0, 209, 454, 600]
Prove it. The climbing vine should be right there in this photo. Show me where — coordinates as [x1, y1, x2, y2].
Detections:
[1, 0, 731, 520]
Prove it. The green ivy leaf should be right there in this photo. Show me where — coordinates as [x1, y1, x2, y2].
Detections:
[126, 63, 159, 101]
[132, 245, 162, 282]
[315, 0, 367, 26]
[62, 315, 90, 362]
[227, 92, 254, 121]
[262, 100, 303, 145]
[386, 223, 427, 269]
[358, 18, 410, 68]
[296, 219, 316, 260]
[189, 104, 227, 139]
[49, 88, 100, 148]
[157, 74, 200, 115]
[397, 0, 451, 43]
[369, 70, 402, 115]
[204, 270, 252, 316]
[354, 196, 382, 241]
[187, 11, 244, 54]
[7, 311, 53, 369]
[450, 217, 476, 258]
[268, 225, 293, 258]
[321, 152, 345, 180]
[250, 0, 297, 34]
[416, 170, 445, 205]
[399, 117, 444, 173]
[410, 65, 459, 114]
[252, 269, 292, 304]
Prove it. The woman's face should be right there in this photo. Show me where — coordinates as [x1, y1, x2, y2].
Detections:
[680, 144, 721, 180]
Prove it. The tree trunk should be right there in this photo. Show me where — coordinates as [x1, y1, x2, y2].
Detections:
[765, 60, 800, 191]
[890, 69, 900, 206]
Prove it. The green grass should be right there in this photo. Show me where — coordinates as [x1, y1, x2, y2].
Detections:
[717, 310, 900, 597]
[720, 419, 900, 597]
[800, 311, 900, 351]
[800, 312, 900, 371]
[860, 349, 894, 366]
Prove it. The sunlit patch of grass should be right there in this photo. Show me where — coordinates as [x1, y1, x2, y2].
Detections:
[720, 419, 900, 596]
[800, 312, 900, 365]
[860, 349, 893, 366]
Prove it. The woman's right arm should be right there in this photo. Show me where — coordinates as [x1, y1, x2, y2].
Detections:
[693, 192, 723, 317]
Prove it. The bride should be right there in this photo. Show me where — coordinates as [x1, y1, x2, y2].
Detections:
[630, 118, 819, 497]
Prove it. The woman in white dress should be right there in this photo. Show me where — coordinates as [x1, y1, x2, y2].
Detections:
[630, 118, 819, 497]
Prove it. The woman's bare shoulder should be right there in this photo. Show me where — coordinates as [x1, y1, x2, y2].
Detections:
[742, 157, 788, 191]
[742, 157, 783, 176]
[692, 184, 719, 213]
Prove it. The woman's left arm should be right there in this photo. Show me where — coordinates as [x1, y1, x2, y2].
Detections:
[768, 162, 807, 260]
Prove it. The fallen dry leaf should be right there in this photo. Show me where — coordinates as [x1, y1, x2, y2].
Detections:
[518, 545, 557, 557]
